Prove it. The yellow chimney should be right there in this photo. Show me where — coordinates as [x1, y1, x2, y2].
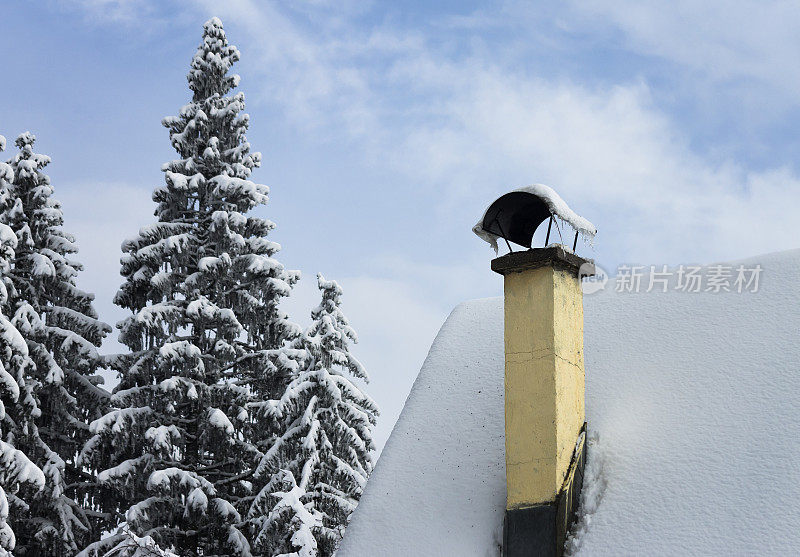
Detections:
[492, 246, 590, 557]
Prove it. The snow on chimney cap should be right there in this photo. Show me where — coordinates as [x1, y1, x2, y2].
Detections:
[472, 184, 596, 253]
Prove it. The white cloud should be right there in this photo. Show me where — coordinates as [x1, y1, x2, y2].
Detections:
[570, 0, 800, 97]
[193, 1, 800, 266]
[61, 1, 800, 267]
[57, 0, 159, 25]
[58, 0, 800, 441]
[386, 65, 800, 265]
[190, 0, 380, 132]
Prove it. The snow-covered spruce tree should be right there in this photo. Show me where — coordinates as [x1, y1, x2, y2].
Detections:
[0, 135, 46, 556]
[103, 526, 180, 557]
[79, 17, 299, 556]
[249, 470, 320, 557]
[249, 274, 378, 556]
[2, 132, 112, 555]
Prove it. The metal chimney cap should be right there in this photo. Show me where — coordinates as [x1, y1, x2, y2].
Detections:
[473, 185, 597, 253]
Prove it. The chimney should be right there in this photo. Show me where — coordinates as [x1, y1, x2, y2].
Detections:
[473, 186, 595, 557]
[493, 247, 589, 556]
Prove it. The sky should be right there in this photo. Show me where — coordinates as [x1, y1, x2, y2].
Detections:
[2, 0, 800, 451]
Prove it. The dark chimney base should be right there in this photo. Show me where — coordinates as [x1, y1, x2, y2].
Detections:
[503, 424, 587, 557]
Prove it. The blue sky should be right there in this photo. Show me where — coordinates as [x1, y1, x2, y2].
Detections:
[3, 0, 800, 449]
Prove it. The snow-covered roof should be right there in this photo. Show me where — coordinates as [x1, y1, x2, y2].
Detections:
[340, 248, 800, 556]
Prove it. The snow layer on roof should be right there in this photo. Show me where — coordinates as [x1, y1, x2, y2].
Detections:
[341, 248, 800, 556]
[473, 184, 597, 252]
[339, 298, 506, 557]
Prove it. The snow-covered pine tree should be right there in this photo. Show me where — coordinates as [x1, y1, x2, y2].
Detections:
[80, 17, 299, 556]
[78, 523, 179, 557]
[2, 132, 112, 555]
[249, 470, 320, 557]
[249, 274, 378, 556]
[0, 135, 45, 556]
[103, 527, 179, 557]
